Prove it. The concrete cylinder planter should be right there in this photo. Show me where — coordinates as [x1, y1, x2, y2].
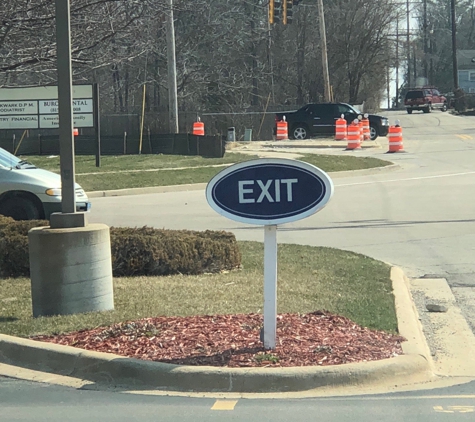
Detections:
[28, 223, 114, 318]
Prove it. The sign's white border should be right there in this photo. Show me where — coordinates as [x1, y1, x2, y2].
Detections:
[205, 158, 334, 225]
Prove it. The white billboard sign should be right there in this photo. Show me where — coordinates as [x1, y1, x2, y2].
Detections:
[39, 113, 94, 129]
[0, 101, 38, 115]
[0, 115, 39, 129]
[38, 99, 93, 115]
[0, 85, 94, 129]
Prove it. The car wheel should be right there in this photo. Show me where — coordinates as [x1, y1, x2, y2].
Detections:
[0, 196, 42, 221]
[441, 103, 447, 112]
[292, 124, 309, 140]
[370, 125, 378, 140]
[407, 109, 413, 114]
[423, 106, 431, 113]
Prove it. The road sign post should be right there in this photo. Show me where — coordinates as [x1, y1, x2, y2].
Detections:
[206, 158, 334, 349]
[264, 224, 278, 349]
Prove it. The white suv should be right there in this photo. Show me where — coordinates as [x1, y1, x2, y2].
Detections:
[0, 148, 90, 220]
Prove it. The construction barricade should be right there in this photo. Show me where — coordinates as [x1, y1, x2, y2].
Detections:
[346, 119, 361, 150]
[362, 114, 371, 140]
[387, 120, 404, 153]
[192, 118, 205, 136]
[358, 115, 364, 143]
[276, 117, 288, 140]
[335, 114, 347, 140]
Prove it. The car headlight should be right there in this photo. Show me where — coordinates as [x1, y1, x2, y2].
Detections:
[45, 188, 62, 196]
[382, 119, 389, 126]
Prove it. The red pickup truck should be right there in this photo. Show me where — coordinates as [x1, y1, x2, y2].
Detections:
[404, 87, 447, 114]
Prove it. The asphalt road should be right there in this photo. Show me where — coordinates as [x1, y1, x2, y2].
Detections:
[2, 376, 475, 421]
[88, 110, 475, 330]
[4, 110, 475, 421]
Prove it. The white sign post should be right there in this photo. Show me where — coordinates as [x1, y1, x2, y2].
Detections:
[0, 85, 94, 130]
[263, 224, 278, 349]
[206, 159, 334, 350]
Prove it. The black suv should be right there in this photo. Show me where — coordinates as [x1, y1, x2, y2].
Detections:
[275, 103, 389, 140]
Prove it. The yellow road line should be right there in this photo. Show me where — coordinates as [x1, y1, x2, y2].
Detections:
[434, 405, 475, 413]
[457, 134, 473, 140]
[211, 400, 238, 410]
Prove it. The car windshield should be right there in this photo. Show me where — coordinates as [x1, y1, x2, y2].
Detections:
[0, 148, 35, 169]
[406, 91, 424, 99]
[345, 104, 361, 114]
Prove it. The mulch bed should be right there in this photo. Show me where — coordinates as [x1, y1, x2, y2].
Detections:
[32, 311, 405, 368]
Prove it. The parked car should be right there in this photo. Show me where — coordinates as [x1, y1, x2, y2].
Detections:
[404, 87, 447, 114]
[0, 148, 90, 220]
[275, 103, 389, 140]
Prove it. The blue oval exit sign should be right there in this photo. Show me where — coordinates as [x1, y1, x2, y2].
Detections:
[206, 158, 334, 225]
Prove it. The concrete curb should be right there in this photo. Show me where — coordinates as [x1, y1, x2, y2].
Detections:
[86, 183, 208, 198]
[0, 267, 434, 393]
[227, 139, 382, 150]
[86, 165, 400, 198]
[391, 267, 434, 368]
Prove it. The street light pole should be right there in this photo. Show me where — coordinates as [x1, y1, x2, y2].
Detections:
[317, 0, 331, 102]
[54, 0, 76, 218]
[396, 18, 400, 107]
[406, 0, 411, 87]
[423, 0, 428, 79]
[451, 0, 459, 90]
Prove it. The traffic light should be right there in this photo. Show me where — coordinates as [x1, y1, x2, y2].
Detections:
[274, 0, 282, 23]
[270, 0, 298, 25]
[283, 0, 293, 24]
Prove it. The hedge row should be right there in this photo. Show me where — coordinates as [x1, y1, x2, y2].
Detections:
[0, 216, 241, 278]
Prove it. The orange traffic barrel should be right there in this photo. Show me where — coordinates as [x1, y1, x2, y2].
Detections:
[387, 120, 404, 153]
[335, 114, 347, 140]
[358, 118, 364, 142]
[362, 114, 370, 140]
[276, 118, 288, 140]
[73, 128, 79, 136]
[192, 118, 205, 136]
[346, 120, 361, 150]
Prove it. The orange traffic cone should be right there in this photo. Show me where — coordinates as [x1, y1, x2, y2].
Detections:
[362, 114, 371, 140]
[276, 117, 288, 140]
[358, 116, 364, 143]
[387, 120, 404, 153]
[346, 119, 361, 150]
[193, 117, 205, 136]
[335, 114, 347, 140]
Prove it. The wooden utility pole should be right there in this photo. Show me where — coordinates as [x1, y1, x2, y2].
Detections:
[317, 0, 331, 102]
[166, 0, 179, 133]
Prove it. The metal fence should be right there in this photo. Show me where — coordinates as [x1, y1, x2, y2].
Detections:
[0, 133, 225, 158]
[0, 103, 370, 155]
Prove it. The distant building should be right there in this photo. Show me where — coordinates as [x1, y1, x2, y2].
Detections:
[457, 50, 475, 93]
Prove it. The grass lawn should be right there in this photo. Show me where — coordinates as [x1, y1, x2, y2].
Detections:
[24, 153, 255, 174]
[22, 153, 391, 192]
[0, 242, 396, 338]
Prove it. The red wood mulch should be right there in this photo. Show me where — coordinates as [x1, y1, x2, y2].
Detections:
[32, 311, 405, 368]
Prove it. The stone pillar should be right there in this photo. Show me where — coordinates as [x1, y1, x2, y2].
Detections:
[28, 223, 114, 317]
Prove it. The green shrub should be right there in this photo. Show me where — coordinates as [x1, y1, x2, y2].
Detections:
[0, 216, 241, 278]
[110, 227, 241, 276]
